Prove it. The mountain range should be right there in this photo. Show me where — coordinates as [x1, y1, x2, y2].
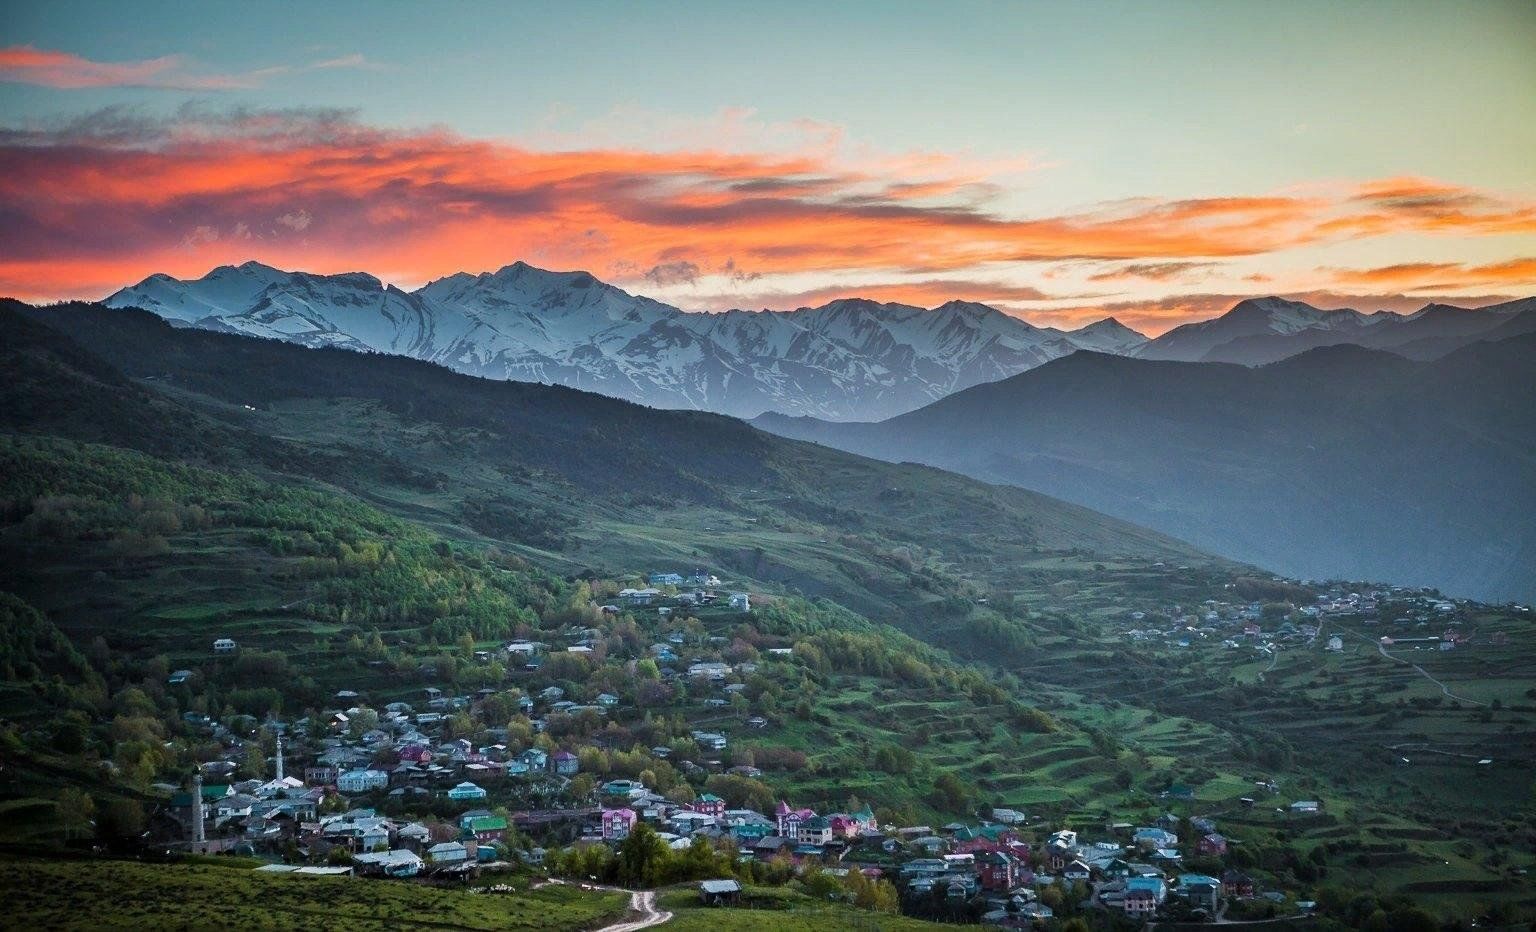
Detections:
[755, 336, 1536, 602]
[1139, 294, 1536, 365]
[104, 261, 1139, 422]
[105, 263, 1535, 421]
[1, 297, 1211, 636]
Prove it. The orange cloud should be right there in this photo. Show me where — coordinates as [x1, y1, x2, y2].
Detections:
[1086, 261, 1218, 283]
[1326, 257, 1536, 292]
[2, 109, 1534, 305]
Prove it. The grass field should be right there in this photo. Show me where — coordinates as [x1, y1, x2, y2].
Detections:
[656, 885, 963, 931]
[1, 855, 628, 931]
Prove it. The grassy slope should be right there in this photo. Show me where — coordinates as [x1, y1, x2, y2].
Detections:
[2, 300, 1218, 658]
[656, 886, 962, 931]
[1, 856, 627, 931]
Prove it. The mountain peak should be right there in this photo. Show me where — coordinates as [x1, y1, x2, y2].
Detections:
[1076, 316, 1140, 335]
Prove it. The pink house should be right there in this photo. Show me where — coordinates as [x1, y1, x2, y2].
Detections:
[602, 808, 637, 841]
[398, 744, 432, 764]
[828, 815, 859, 839]
[775, 800, 816, 837]
[1197, 832, 1228, 856]
[689, 793, 726, 818]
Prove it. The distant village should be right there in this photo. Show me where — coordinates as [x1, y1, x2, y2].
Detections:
[1117, 580, 1521, 659]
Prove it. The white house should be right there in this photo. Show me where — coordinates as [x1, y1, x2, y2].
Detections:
[336, 769, 390, 793]
[427, 841, 469, 864]
[729, 592, 751, 612]
[355, 849, 423, 877]
[213, 638, 237, 655]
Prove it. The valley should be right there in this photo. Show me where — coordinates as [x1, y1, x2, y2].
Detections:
[1, 300, 1533, 930]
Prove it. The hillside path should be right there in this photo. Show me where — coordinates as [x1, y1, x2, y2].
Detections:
[1351, 630, 1488, 706]
[593, 890, 671, 931]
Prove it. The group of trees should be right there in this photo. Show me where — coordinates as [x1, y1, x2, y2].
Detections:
[545, 824, 900, 916]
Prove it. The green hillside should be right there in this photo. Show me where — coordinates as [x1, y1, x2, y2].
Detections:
[1, 301, 1533, 926]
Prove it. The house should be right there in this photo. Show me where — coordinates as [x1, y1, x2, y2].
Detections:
[1063, 859, 1092, 882]
[775, 801, 816, 838]
[336, 769, 389, 793]
[602, 779, 646, 799]
[398, 744, 433, 764]
[1326, 635, 1344, 652]
[619, 587, 662, 605]
[518, 748, 549, 772]
[1123, 876, 1168, 917]
[690, 731, 728, 751]
[551, 750, 580, 775]
[670, 811, 717, 835]
[397, 822, 431, 849]
[447, 782, 488, 801]
[850, 804, 877, 835]
[1178, 873, 1222, 912]
[467, 815, 508, 843]
[212, 638, 237, 655]
[690, 793, 726, 819]
[355, 849, 423, 877]
[1222, 869, 1256, 898]
[729, 592, 750, 612]
[303, 765, 337, 787]
[596, 693, 620, 708]
[687, 663, 731, 681]
[977, 850, 1022, 891]
[427, 841, 469, 865]
[699, 878, 742, 906]
[648, 572, 685, 587]
[797, 815, 833, 847]
[603, 808, 638, 841]
[1133, 827, 1178, 850]
[1289, 800, 1320, 815]
[167, 669, 193, 685]
[1197, 832, 1228, 856]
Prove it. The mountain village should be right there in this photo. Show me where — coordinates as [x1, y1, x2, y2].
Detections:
[110, 566, 1522, 928]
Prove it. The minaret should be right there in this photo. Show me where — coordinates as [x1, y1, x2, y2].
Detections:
[191, 773, 206, 845]
[274, 733, 285, 782]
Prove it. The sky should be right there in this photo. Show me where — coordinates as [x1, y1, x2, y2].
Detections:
[2, 0, 1534, 334]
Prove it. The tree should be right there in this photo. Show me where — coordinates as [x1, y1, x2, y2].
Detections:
[95, 797, 145, 840]
[615, 823, 670, 887]
[243, 743, 267, 779]
[56, 788, 95, 840]
[52, 720, 87, 755]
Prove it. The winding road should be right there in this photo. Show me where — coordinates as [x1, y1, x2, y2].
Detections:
[594, 890, 671, 932]
[1353, 630, 1488, 706]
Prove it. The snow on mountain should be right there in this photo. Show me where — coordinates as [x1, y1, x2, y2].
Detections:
[108, 261, 292, 324]
[103, 267, 1527, 420]
[105, 263, 1096, 420]
[1062, 317, 1149, 355]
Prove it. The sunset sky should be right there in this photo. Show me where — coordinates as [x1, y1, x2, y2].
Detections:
[3, 0, 1534, 333]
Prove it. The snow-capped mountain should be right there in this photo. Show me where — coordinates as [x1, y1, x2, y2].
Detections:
[105, 261, 1148, 421]
[108, 261, 1522, 419]
[1061, 317, 1150, 355]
